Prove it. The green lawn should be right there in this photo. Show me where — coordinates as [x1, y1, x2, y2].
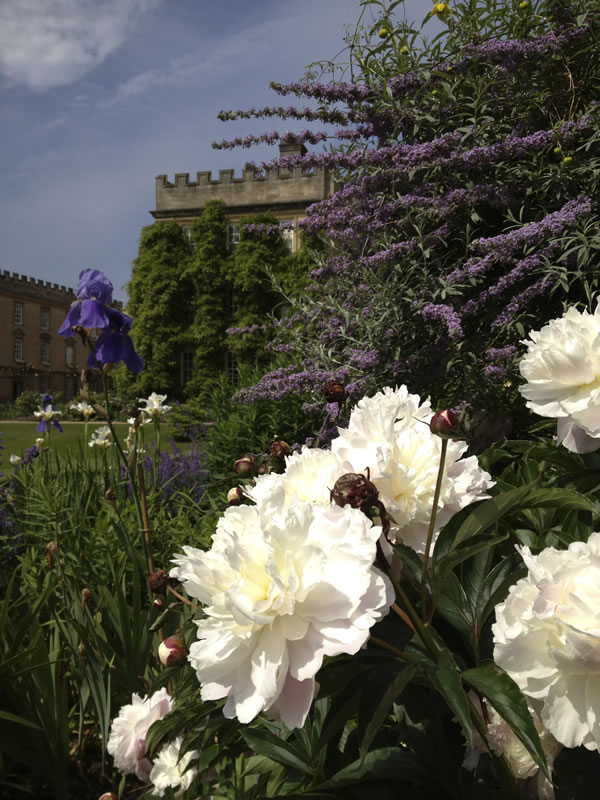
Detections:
[0, 422, 147, 472]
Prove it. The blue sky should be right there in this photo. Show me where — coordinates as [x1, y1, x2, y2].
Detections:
[0, 0, 435, 301]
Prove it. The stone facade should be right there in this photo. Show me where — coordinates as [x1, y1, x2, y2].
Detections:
[0, 271, 87, 403]
[151, 143, 333, 251]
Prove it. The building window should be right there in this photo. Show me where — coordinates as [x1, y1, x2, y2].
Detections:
[14, 302, 23, 326]
[39, 373, 50, 393]
[227, 223, 240, 252]
[66, 344, 75, 367]
[181, 351, 194, 385]
[225, 351, 239, 385]
[14, 338, 23, 361]
[41, 341, 50, 364]
[41, 307, 50, 330]
[279, 219, 294, 250]
[226, 288, 238, 315]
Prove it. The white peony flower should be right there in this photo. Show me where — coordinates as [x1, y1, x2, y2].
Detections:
[170, 502, 393, 728]
[493, 532, 600, 751]
[139, 393, 172, 419]
[245, 446, 353, 517]
[331, 386, 493, 553]
[519, 304, 600, 453]
[464, 694, 560, 799]
[149, 736, 199, 798]
[107, 688, 173, 781]
[89, 425, 112, 448]
[70, 400, 95, 420]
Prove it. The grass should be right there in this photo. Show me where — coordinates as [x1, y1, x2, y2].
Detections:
[0, 422, 168, 472]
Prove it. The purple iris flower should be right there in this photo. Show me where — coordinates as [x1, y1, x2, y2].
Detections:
[40, 393, 54, 409]
[87, 306, 144, 374]
[59, 268, 144, 374]
[58, 269, 115, 335]
[35, 405, 63, 434]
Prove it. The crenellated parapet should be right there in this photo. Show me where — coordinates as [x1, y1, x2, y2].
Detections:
[152, 144, 333, 219]
[0, 270, 75, 303]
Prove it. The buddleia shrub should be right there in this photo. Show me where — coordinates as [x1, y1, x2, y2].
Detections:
[219, 0, 600, 436]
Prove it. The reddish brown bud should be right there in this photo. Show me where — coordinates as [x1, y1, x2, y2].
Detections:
[104, 489, 117, 508]
[81, 588, 92, 607]
[98, 793, 117, 800]
[45, 541, 58, 569]
[429, 409, 460, 437]
[234, 455, 255, 476]
[153, 597, 165, 610]
[148, 570, 169, 595]
[158, 634, 186, 667]
[323, 380, 346, 404]
[227, 486, 244, 504]
[270, 440, 291, 458]
[78, 643, 87, 661]
[330, 472, 379, 514]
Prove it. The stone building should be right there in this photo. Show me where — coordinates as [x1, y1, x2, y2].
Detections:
[151, 142, 333, 251]
[0, 271, 87, 403]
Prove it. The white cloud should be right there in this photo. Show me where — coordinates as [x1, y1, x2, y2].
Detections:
[0, 0, 160, 91]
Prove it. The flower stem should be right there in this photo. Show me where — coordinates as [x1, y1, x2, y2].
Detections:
[421, 437, 447, 621]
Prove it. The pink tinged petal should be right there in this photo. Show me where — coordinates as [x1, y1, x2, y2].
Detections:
[556, 418, 600, 454]
[201, 680, 233, 701]
[267, 673, 316, 729]
[585, 674, 600, 750]
[571, 403, 600, 438]
[250, 627, 289, 706]
[298, 581, 357, 622]
[288, 626, 329, 681]
[542, 677, 595, 749]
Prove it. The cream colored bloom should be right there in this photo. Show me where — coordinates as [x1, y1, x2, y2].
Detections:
[170, 502, 393, 728]
[139, 392, 172, 419]
[493, 533, 600, 751]
[107, 688, 173, 781]
[331, 386, 493, 552]
[70, 400, 95, 420]
[245, 446, 353, 517]
[89, 425, 112, 448]
[519, 304, 600, 452]
[149, 736, 199, 798]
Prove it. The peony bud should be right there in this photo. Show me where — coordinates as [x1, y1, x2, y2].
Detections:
[234, 455, 255, 476]
[148, 570, 169, 595]
[227, 486, 243, 504]
[153, 597, 165, 610]
[81, 588, 92, 607]
[158, 634, 186, 667]
[269, 440, 291, 458]
[323, 380, 346, 404]
[330, 472, 379, 514]
[429, 409, 460, 437]
[98, 793, 117, 800]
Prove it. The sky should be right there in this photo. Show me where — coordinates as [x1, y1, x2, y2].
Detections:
[0, 0, 435, 302]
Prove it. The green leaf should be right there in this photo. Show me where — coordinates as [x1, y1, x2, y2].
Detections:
[318, 747, 417, 788]
[240, 727, 314, 775]
[358, 663, 419, 759]
[462, 667, 549, 778]
[519, 488, 596, 512]
[426, 649, 472, 746]
[0, 711, 42, 730]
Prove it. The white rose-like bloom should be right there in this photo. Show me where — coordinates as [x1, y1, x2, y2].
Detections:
[493, 533, 600, 751]
[464, 694, 560, 799]
[170, 502, 393, 728]
[245, 446, 353, 517]
[149, 736, 199, 798]
[107, 688, 173, 781]
[519, 304, 600, 453]
[331, 386, 493, 553]
[89, 425, 112, 448]
[139, 392, 172, 419]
